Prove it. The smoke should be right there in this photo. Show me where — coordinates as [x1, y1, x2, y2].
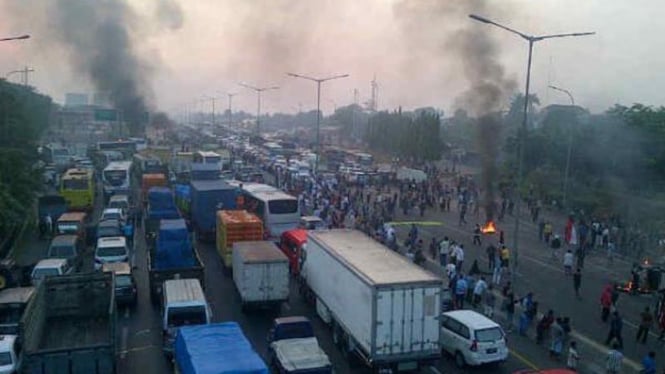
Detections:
[393, 0, 516, 221]
[4, 0, 184, 136]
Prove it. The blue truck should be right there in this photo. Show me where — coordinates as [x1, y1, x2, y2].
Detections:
[174, 322, 269, 374]
[189, 180, 237, 242]
[144, 187, 181, 246]
[147, 219, 204, 304]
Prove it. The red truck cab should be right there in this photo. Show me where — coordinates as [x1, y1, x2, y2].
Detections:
[279, 229, 307, 276]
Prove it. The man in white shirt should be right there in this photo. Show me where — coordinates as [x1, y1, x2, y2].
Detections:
[439, 237, 450, 267]
[563, 249, 574, 275]
[455, 244, 465, 272]
[473, 276, 488, 308]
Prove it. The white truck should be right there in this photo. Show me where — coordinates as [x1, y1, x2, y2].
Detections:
[232, 241, 289, 312]
[301, 230, 442, 372]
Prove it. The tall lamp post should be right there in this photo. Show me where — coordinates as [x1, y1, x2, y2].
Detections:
[227, 92, 238, 127]
[238, 83, 279, 135]
[548, 85, 576, 209]
[0, 34, 29, 42]
[469, 14, 594, 271]
[286, 72, 349, 174]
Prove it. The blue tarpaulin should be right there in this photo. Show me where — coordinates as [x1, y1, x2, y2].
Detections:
[148, 187, 176, 211]
[190, 180, 237, 234]
[175, 184, 191, 201]
[175, 323, 269, 374]
[155, 219, 195, 269]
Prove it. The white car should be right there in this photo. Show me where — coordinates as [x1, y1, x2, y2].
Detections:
[0, 334, 20, 374]
[31, 258, 72, 287]
[100, 208, 126, 224]
[95, 237, 129, 270]
[440, 310, 508, 368]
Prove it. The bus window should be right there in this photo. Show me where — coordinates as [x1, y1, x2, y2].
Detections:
[268, 199, 298, 214]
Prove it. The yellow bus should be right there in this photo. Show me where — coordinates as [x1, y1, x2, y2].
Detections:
[60, 168, 95, 211]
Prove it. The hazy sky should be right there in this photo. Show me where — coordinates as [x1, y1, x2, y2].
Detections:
[1, 0, 663, 117]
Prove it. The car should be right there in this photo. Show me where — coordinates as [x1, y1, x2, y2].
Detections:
[94, 237, 129, 270]
[107, 194, 130, 214]
[0, 334, 21, 373]
[31, 258, 73, 287]
[440, 310, 508, 368]
[100, 208, 126, 224]
[96, 219, 124, 239]
[102, 262, 137, 306]
[46, 234, 83, 271]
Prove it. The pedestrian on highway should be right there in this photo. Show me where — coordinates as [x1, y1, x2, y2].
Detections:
[636, 306, 654, 344]
[563, 249, 574, 275]
[492, 257, 503, 285]
[551, 234, 562, 259]
[500, 245, 510, 271]
[658, 300, 665, 342]
[484, 285, 496, 317]
[537, 310, 555, 345]
[454, 244, 465, 272]
[549, 317, 564, 359]
[439, 236, 450, 267]
[454, 273, 468, 310]
[605, 311, 624, 349]
[473, 276, 487, 308]
[641, 351, 657, 374]
[473, 224, 482, 246]
[600, 285, 614, 322]
[503, 291, 516, 332]
[44, 213, 53, 237]
[518, 292, 535, 336]
[486, 242, 497, 271]
[429, 237, 438, 260]
[605, 342, 623, 374]
[573, 268, 582, 298]
[566, 340, 580, 371]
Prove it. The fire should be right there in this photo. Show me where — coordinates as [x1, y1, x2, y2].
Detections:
[481, 221, 497, 234]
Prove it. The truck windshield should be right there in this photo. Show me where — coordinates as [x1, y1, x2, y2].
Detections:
[115, 275, 132, 288]
[0, 352, 12, 366]
[167, 306, 207, 328]
[276, 322, 313, 339]
[104, 170, 127, 186]
[33, 268, 60, 279]
[63, 179, 88, 190]
[98, 246, 127, 257]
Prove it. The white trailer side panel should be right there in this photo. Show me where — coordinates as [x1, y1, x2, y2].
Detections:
[233, 241, 289, 303]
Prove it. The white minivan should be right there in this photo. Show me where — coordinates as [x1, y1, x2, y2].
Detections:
[94, 237, 129, 270]
[440, 310, 508, 368]
[162, 279, 211, 355]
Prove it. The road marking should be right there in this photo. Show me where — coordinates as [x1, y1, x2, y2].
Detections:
[509, 348, 539, 370]
[428, 366, 442, 374]
[117, 344, 160, 356]
[570, 330, 641, 372]
[120, 326, 128, 359]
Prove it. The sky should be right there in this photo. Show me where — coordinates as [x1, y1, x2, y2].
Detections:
[1, 0, 664, 118]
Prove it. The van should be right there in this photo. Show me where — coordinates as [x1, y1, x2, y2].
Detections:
[47, 235, 83, 271]
[440, 310, 508, 368]
[162, 278, 211, 355]
[94, 237, 129, 270]
[0, 287, 35, 335]
[30, 259, 72, 287]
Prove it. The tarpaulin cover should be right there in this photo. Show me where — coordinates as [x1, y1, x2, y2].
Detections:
[148, 187, 176, 211]
[175, 322, 269, 374]
[175, 184, 191, 201]
[190, 181, 237, 233]
[155, 218, 194, 269]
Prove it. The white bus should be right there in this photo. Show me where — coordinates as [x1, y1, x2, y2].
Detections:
[240, 183, 300, 238]
[102, 161, 133, 199]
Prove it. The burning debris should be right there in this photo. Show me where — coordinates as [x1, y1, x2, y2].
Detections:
[481, 220, 497, 234]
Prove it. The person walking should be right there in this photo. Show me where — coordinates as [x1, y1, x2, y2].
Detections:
[486, 243, 497, 271]
[439, 237, 450, 267]
[473, 276, 487, 308]
[563, 249, 574, 275]
[600, 284, 613, 322]
[573, 268, 582, 298]
[500, 245, 510, 272]
[454, 244, 465, 272]
[641, 351, 657, 374]
[484, 285, 496, 317]
[566, 341, 580, 371]
[44, 213, 53, 238]
[605, 311, 623, 349]
[503, 291, 516, 332]
[454, 274, 468, 310]
[549, 318, 564, 360]
[605, 342, 623, 374]
[473, 224, 482, 246]
[636, 306, 653, 344]
[537, 310, 555, 345]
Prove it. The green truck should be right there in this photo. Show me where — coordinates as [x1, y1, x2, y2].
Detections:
[19, 272, 116, 374]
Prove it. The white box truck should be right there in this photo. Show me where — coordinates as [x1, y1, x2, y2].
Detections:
[301, 230, 441, 372]
[232, 240, 290, 312]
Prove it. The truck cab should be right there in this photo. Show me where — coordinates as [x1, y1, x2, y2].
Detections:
[279, 229, 307, 276]
[267, 316, 332, 374]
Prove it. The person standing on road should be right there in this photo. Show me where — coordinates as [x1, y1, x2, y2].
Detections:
[573, 268, 582, 298]
[537, 310, 555, 345]
[503, 291, 516, 332]
[549, 317, 564, 359]
[567, 340, 580, 371]
[563, 249, 574, 275]
[473, 276, 487, 308]
[44, 213, 53, 237]
[605, 342, 623, 374]
[486, 243, 497, 271]
[600, 285, 613, 322]
[454, 244, 465, 272]
[492, 256, 503, 285]
[500, 245, 510, 272]
[454, 273, 468, 310]
[636, 306, 653, 344]
[484, 285, 496, 317]
[473, 224, 482, 246]
[605, 311, 624, 349]
[439, 237, 450, 267]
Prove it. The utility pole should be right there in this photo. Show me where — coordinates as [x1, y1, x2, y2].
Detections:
[352, 88, 359, 139]
[370, 75, 378, 112]
[238, 83, 279, 135]
[227, 92, 238, 126]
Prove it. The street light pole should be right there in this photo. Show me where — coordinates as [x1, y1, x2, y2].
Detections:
[548, 85, 576, 209]
[227, 93, 238, 127]
[238, 83, 279, 135]
[286, 72, 349, 174]
[469, 14, 594, 271]
[0, 34, 30, 42]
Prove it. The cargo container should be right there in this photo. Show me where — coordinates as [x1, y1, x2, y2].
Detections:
[143, 187, 180, 244]
[232, 241, 289, 311]
[141, 173, 168, 203]
[301, 229, 441, 372]
[190, 180, 237, 242]
[174, 322, 268, 374]
[216, 210, 263, 268]
[19, 273, 116, 374]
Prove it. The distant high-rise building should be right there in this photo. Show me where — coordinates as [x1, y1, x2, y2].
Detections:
[65, 93, 88, 107]
[93, 92, 112, 107]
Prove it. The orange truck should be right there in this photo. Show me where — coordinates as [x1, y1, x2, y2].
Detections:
[216, 210, 263, 269]
[141, 173, 168, 204]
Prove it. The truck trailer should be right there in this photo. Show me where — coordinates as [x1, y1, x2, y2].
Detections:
[301, 229, 441, 372]
[232, 241, 289, 311]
